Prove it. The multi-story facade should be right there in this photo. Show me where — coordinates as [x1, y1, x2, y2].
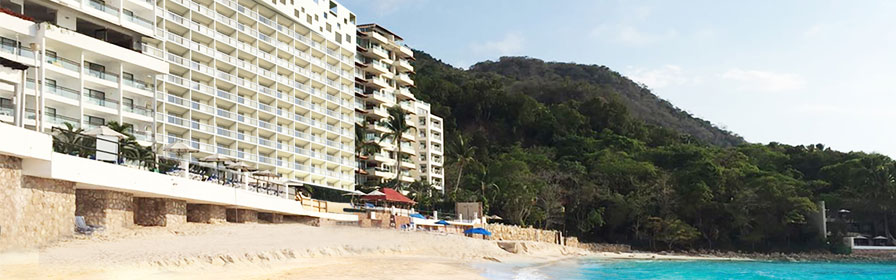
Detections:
[147, 0, 358, 190]
[353, 23, 443, 191]
[0, 0, 441, 193]
[414, 101, 444, 191]
[0, 0, 167, 142]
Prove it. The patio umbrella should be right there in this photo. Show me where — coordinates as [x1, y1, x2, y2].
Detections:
[226, 161, 254, 171]
[200, 154, 233, 183]
[225, 161, 254, 188]
[435, 220, 450, 225]
[409, 213, 425, 219]
[163, 142, 199, 154]
[84, 126, 127, 139]
[200, 154, 232, 162]
[463, 227, 492, 236]
[253, 170, 279, 177]
[163, 142, 198, 178]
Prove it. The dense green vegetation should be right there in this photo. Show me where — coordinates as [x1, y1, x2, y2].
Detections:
[408, 53, 896, 252]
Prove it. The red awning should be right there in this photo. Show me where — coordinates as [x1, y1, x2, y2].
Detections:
[362, 188, 416, 204]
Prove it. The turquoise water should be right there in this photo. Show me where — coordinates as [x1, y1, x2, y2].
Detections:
[479, 259, 896, 279]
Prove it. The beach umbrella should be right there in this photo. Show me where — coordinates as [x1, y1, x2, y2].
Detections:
[874, 236, 888, 240]
[200, 154, 232, 162]
[252, 170, 279, 177]
[226, 161, 254, 171]
[84, 126, 127, 139]
[163, 142, 198, 178]
[463, 227, 492, 236]
[409, 213, 425, 219]
[435, 220, 450, 225]
[164, 142, 199, 154]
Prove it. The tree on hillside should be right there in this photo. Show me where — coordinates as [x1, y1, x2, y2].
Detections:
[449, 133, 477, 195]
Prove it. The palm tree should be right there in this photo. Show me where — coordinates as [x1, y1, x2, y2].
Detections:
[477, 166, 500, 213]
[106, 121, 156, 169]
[379, 105, 415, 190]
[106, 121, 140, 160]
[449, 133, 477, 195]
[51, 122, 85, 155]
[354, 123, 382, 162]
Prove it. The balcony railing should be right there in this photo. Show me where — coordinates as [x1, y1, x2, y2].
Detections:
[123, 106, 152, 117]
[46, 56, 80, 72]
[84, 94, 119, 110]
[0, 37, 35, 59]
[88, 0, 119, 17]
[124, 11, 153, 29]
[84, 67, 119, 83]
[123, 78, 153, 91]
[45, 84, 81, 101]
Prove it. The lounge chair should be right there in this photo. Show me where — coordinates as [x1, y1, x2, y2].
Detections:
[75, 216, 104, 235]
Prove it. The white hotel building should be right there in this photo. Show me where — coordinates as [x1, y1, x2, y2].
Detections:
[0, 0, 441, 192]
[353, 24, 443, 191]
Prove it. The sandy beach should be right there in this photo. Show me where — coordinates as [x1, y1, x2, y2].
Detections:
[0, 222, 741, 279]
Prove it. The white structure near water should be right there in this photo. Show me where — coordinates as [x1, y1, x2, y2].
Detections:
[0, 0, 443, 192]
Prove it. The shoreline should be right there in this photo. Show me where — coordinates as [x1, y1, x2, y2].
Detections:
[2, 222, 893, 279]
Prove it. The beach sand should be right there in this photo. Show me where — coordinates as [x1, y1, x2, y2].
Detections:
[0, 222, 739, 279]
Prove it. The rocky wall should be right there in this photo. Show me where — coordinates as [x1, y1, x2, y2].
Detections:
[226, 209, 258, 223]
[0, 155, 77, 251]
[134, 197, 186, 227]
[483, 224, 562, 244]
[75, 189, 134, 231]
[186, 204, 227, 224]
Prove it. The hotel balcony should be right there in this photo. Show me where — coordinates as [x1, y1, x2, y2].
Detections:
[396, 59, 413, 73]
[397, 87, 415, 101]
[366, 167, 395, 179]
[365, 60, 390, 75]
[396, 74, 414, 87]
[364, 76, 390, 89]
[398, 45, 414, 59]
[367, 31, 390, 46]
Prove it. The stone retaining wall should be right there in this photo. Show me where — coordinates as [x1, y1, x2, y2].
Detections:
[483, 224, 631, 252]
[258, 213, 283, 223]
[0, 154, 77, 251]
[134, 197, 186, 227]
[75, 189, 134, 231]
[186, 204, 227, 224]
[483, 224, 562, 244]
[227, 209, 258, 223]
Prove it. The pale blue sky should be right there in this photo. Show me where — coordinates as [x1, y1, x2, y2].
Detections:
[340, 0, 896, 156]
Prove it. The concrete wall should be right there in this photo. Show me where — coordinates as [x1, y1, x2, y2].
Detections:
[0, 154, 76, 251]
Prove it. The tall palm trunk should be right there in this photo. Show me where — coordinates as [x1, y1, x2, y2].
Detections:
[453, 162, 465, 195]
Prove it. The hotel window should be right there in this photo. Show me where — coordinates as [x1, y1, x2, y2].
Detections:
[0, 98, 12, 109]
[123, 97, 134, 109]
[86, 116, 105, 126]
